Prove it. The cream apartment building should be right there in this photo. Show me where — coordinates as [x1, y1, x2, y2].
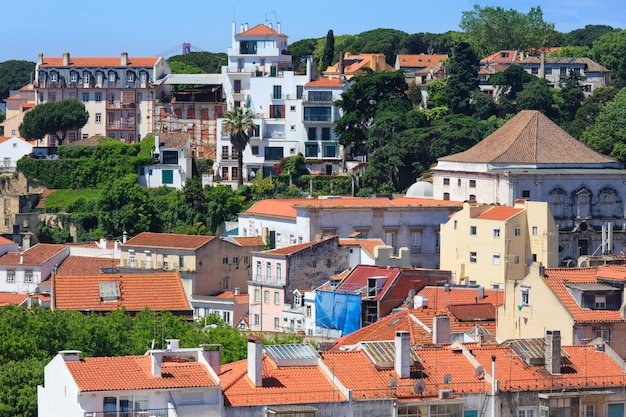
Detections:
[440, 199, 558, 287]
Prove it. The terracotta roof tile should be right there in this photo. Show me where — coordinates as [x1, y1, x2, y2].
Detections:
[56, 256, 120, 276]
[0, 243, 67, 266]
[40, 56, 159, 68]
[237, 23, 287, 38]
[221, 355, 346, 406]
[230, 236, 264, 247]
[124, 232, 214, 250]
[397, 54, 448, 67]
[158, 132, 188, 149]
[66, 355, 217, 391]
[475, 206, 524, 220]
[305, 78, 345, 87]
[264, 236, 335, 256]
[54, 271, 191, 313]
[0, 293, 29, 306]
[439, 110, 617, 165]
[0, 236, 16, 245]
[416, 286, 505, 309]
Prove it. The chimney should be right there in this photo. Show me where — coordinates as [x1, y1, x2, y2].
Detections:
[247, 335, 263, 387]
[478, 286, 485, 299]
[99, 236, 107, 249]
[122, 231, 128, 244]
[200, 344, 222, 375]
[166, 339, 179, 351]
[432, 314, 451, 344]
[276, 22, 281, 34]
[244, 22, 249, 31]
[121, 51, 128, 66]
[59, 350, 81, 361]
[234, 287, 240, 295]
[545, 330, 561, 374]
[151, 352, 164, 377]
[38, 52, 44, 66]
[63, 52, 70, 66]
[20, 253, 23, 264]
[268, 22, 273, 29]
[394, 331, 411, 378]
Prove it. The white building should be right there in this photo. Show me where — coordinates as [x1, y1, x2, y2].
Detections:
[431, 110, 626, 266]
[138, 132, 192, 189]
[0, 136, 33, 172]
[0, 243, 69, 294]
[38, 340, 222, 417]
[33, 52, 170, 145]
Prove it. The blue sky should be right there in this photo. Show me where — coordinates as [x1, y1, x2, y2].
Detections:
[2, 0, 624, 62]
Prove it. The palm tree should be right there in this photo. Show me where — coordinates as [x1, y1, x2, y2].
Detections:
[222, 108, 256, 186]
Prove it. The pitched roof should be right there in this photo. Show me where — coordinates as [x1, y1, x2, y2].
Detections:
[480, 50, 519, 64]
[338, 238, 386, 256]
[397, 54, 448, 67]
[474, 206, 524, 220]
[124, 232, 214, 250]
[65, 355, 217, 391]
[56, 255, 120, 276]
[416, 286, 505, 309]
[0, 293, 29, 307]
[220, 355, 346, 406]
[53, 271, 191, 313]
[518, 56, 609, 72]
[0, 236, 16, 245]
[438, 110, 619, 166]
[543, 266, 626, 323]
[39, 56, 159, 68]
[0, 243, 67, 266]
[229, 236, 264, 247]
[305, 78, 346, 87]
[263, 236, 335, 256]
[158, 132, 188, 149]
[237, 23, 287, 38]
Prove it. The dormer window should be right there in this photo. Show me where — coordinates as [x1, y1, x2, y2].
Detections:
[50, 72, 58, 82]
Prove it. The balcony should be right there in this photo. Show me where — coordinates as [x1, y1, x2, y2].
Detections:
[411, 246, 422, 255]
[84, 408, 168, 417]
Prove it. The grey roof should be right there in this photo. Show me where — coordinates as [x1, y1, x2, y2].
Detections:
[564, 283, 619, 291]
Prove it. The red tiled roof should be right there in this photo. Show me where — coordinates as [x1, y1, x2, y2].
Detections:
[544, 267, 626, 323]
[264, 236, 335, 256]
[237, 23, 287, 38]
[56, 256, 120, 276]
[335, 265, 401, 296]
[305, 78, 345, 87]
[447, 303, 495, 321]
[339, 238, 386, 256]
[124, 232, 214, 250]
[416, 286, 505, 309]
[0, 236, 16, 245]
[230, 236, 264, 247]
[475, 206, 524, 221]
[0, 243, 67, 266]
[438, 110, 617, 165]
[0, 293, 28, 306]
[480, 50, 518, 64]
[397, 54, 448, 67]
[53, 271, 191, 313]
[66, 355, 217, 391]
[39, 56, 159, 68]
[221, 355, 346, 406]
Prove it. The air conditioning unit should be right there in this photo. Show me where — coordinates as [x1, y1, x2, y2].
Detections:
[438, 389, 454, 399]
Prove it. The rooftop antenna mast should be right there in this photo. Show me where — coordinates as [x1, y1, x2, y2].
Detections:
[265, 11, 279, 26]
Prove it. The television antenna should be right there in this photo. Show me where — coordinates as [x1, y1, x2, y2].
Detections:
[443, 373, 452, 384]
[475, 365, 485, 379]
[414, 380, 425, 396]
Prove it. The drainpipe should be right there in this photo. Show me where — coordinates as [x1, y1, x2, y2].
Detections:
[491, 355, 497, 417]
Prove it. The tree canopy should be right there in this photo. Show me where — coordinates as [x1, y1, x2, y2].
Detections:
[0, 60, 35, 101]
[444, 42, 480, 115]
[19, 99, 89, 145]
[167, 51, 227, 74]
[222, 108, 256, 186]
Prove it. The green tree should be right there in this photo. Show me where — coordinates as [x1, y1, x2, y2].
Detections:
[222, 108, 256, 186]
[516, 78, 554, 114]
[322, 30, 335, 71]
[580, 88, 626, 163]
[444, 42, 480, 116]
[569, 87, 618, 138]
[489, 64, 533, 100]
[592, 30, 626, 89]
[288, 38, 318, 73]
[19, 99, 89, 145]
[167, 51, 227, 74]
[566, 25, 617, 48]
[0, 60, 35, 101]
[558, 70, 586, 122]
[460, 5, 556, 56]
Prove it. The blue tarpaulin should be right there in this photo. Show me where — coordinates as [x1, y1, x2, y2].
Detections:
[315, 290, 361, 336]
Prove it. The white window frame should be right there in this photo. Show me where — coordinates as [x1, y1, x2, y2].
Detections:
[518, 407, 536, 417]
[532, 226, 538, 236]
[521, 286, 530, 306]
[515, 226, 521, 236]
[493, 253, 501, 265]
[470, 251, 477, 263]
[6, 270, 15, 283]
[274, 291, 279, 305]
[493, 228, 500, 238]
[470, 225, 477, 236]
[584, 404, 595, 417]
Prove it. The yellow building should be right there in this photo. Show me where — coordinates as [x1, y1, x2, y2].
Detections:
[440, 199, 558, 287]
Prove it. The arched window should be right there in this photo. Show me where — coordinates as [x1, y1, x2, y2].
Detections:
[575, 188, 592, 219]
[548, 187, 567, 218]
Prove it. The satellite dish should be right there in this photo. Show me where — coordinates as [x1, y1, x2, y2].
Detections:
[475, 365, 484, 378]
[405, 288, 416, 304]
[389, 377, 397, 388]
[525, 258, 533, 267]
[414, 380, 425, 395]
[580, 260, 588, 267]
[443, 373, 452, 384]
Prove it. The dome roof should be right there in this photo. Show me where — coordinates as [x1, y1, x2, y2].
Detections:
[405, 181, 433, 198]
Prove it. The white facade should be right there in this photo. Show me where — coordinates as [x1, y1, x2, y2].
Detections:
[0, 136, 33, 172]
[0, 244, 69, 293]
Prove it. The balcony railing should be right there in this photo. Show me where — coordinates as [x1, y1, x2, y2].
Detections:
[85, 408, 169, 417]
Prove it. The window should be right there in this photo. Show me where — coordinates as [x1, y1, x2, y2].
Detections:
[6, 270, 15, 283]
[443, 178, 450, 185]
[307, 127, 317, 140]
[458, 179, 462, 186]
[306, 305, 312, 317]
[50, 72, 58, 82]
[129, 250, 136, 267]
[234, 79, 241, 93]
[266, 262, 271, 282]
[532, 226, 538, 236]
[522, 190, 530, 198]
[270, 104, 285, 118]
[127, 72, 134, 83]
[274, 291, 279, 305]
[274, 317, 280, 329]
[307, 91, 332, 102]
[179, 256, 184, 270]
[222, 257, 228, 264]
[95, 113, 102, 123]
[469, 179, 476, 188]
[518, 407, 536, 417]
[276, 263, 282, 283]
[584, 405, 595, 417]
[256, 261, 261, 280]
[521, 286, 530, 305]
[321, 127, 331, 140]
[515, 226, 521, 236]
[470, 251, 477, 263]
[264, 290, 270, 304]
[596, 329, 610, 342]
[82, 92, 89, 101]
[493, 228, 500, 238]
[453, 220, 457, 230]
[251, 146, 259, 155]
[469, 194, 476, 201]
[49, 92, 57, 102]
[595, 295, 606, 309]
[493, 253, 501, 265]
[305, 143, 318, 157]
[304, 106, 331, 122]
[296, 85, 303, 99]
[254, 288, 260, 303]
[514, 255, 520, 264]
[108, 71, 116, 82]
[272, 85, 282, 99]
[254, 314, 260, 326]
[294, 292, 301, 307]
[470, 226, 477, 236]
[323, 144, 336, 158]
[264, 147, 284, 160]
[95, 92, 102, 102]
[545, 67, 553, 75]
[443, 192, 450, 200]
[162, 170, 174, 185]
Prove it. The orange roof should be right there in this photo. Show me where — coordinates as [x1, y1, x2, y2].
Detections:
[305, 78, 345, 87]
[544, 267, 626, 323]
[65, 355, 217, 391]
[264, 236, 335, 256]
[475, 206, 524, 221]
[237, 23, 287, 38]
[0, 236, 16, 245]
[417, 286, 505, 309]
[0, 293, 29, 307]
[339, 238, 386, 256]
[53, 271, 191, 313]
[397, 54, 448, 67]
[0, 243, 67, 266]
[230, 236, 264, 247]
[56, 256, 120, 276]
[39, 56, 159, 68]
[221, 355, 346, 406]
[124, 232, 214, 250]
